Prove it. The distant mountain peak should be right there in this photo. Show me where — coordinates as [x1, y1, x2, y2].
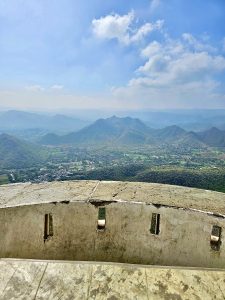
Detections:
[197, 126, 225, 147]
[38, 115, 225, 149]
[108, 115, 117, 119]
[0, 110, 89, 131]
[39, 116, 151, 145]
[207, 126, 222, 133]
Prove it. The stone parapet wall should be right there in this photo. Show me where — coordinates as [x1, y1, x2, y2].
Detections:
[0, 197, 224, 267]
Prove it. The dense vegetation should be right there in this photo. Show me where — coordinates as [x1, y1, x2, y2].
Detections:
[0, 174, 9, 185]
[1, 115, 225, 193]
[0, 133, 47, 169]
[65, 165, 225, 193]
[134, 167, 225, 193]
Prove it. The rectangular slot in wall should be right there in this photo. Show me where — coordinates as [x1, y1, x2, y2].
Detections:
[210, 225, 221, 251]
[44, 213, 53, 242]
[150, 213, 160, 235]
[97, 207, 106, 231]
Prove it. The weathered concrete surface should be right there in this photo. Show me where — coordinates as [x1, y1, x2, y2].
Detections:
[0, 259, 225, 300]
[0, 200, 225, 267]
[1, 180, 225, 215]
[0, 181, 225, 268]
[1, 181, 225, 298]
[0, 181, 98, 208]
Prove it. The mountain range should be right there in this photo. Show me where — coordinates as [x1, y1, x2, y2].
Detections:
[1, 109, 225, 134]
[39, 116, 225, 148]
[0, 110, 89, 133]
[1, 116, 225, 169]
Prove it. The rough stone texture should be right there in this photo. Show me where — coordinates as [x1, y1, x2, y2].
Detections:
[0, 200, 225, 268]
[0, 181, 225, 268]
[0, 260, 46, 300]
[0, 181, 98, 208]
[0, 259, 225, 300]
[1, 180, 225, 216]
[1, 181, 225, 298]
[91, 181, 225, 215]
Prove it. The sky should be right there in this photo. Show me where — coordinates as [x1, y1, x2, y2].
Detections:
[0, 0, 225, 111]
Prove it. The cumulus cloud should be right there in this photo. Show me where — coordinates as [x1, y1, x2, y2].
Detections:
[92, 11, 134, 44]
[182, 33, 216, 52]
[92, 12, 163, 45]
[137, 51, 225, 85]
[112, 34, 225, 108]
[141, 41, 162, 57]
[130, 20, 164, 43]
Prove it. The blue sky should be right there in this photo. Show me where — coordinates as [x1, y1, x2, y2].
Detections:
[0, 0, 225, 110]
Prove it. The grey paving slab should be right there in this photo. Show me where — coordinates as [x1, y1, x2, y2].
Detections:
[35, 262, 91, 300]
[0, 260, 46, 300]
[88, 264, 148, 300]
[146, 267, 225, 300]
[0, 260, 17, 292]
[1, 260, 225, 300]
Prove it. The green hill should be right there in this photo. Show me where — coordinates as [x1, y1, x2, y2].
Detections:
[0, 134, 46, 169]
[40, 116, 154, 145]
[152, 125, 186, 142]
[197, 127, 225, 147]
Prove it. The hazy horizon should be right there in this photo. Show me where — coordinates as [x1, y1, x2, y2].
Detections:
[0, 0, 225, 111]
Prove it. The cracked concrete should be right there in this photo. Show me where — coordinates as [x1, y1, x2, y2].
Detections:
[1, 180, 225, 215]
[0, 259, 225, 300]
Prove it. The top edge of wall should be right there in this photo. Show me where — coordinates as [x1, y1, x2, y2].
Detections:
[1, 180, 225, 215]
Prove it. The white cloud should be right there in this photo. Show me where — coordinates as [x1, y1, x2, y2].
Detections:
[182, 33, 216, 52]
[137, 51, 225, 85]
[141, 41, 162, 57]
[112, 34, 225, 108]
[137, 35, 225, 87]
[92, 12, 163, 45]
[130, 20, 163, 43]
[92, 11, 134, 44]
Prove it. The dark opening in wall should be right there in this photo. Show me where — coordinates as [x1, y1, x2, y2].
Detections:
[97, 207, 106, 231]
[150, 213, 160, 235]
[44, 213, 53, 242]
[210, 225, 222, 251]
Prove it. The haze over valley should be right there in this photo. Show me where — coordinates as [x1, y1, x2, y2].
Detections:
[1, 109, 225, 193]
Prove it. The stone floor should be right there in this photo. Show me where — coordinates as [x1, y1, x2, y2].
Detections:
[0, 259, 225, 299]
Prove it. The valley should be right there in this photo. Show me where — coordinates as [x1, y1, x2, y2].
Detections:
[1, 112, 225, 193]
[2, 143, 225, 193]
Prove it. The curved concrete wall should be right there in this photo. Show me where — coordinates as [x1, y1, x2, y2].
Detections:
[0, 200, 224, 268]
